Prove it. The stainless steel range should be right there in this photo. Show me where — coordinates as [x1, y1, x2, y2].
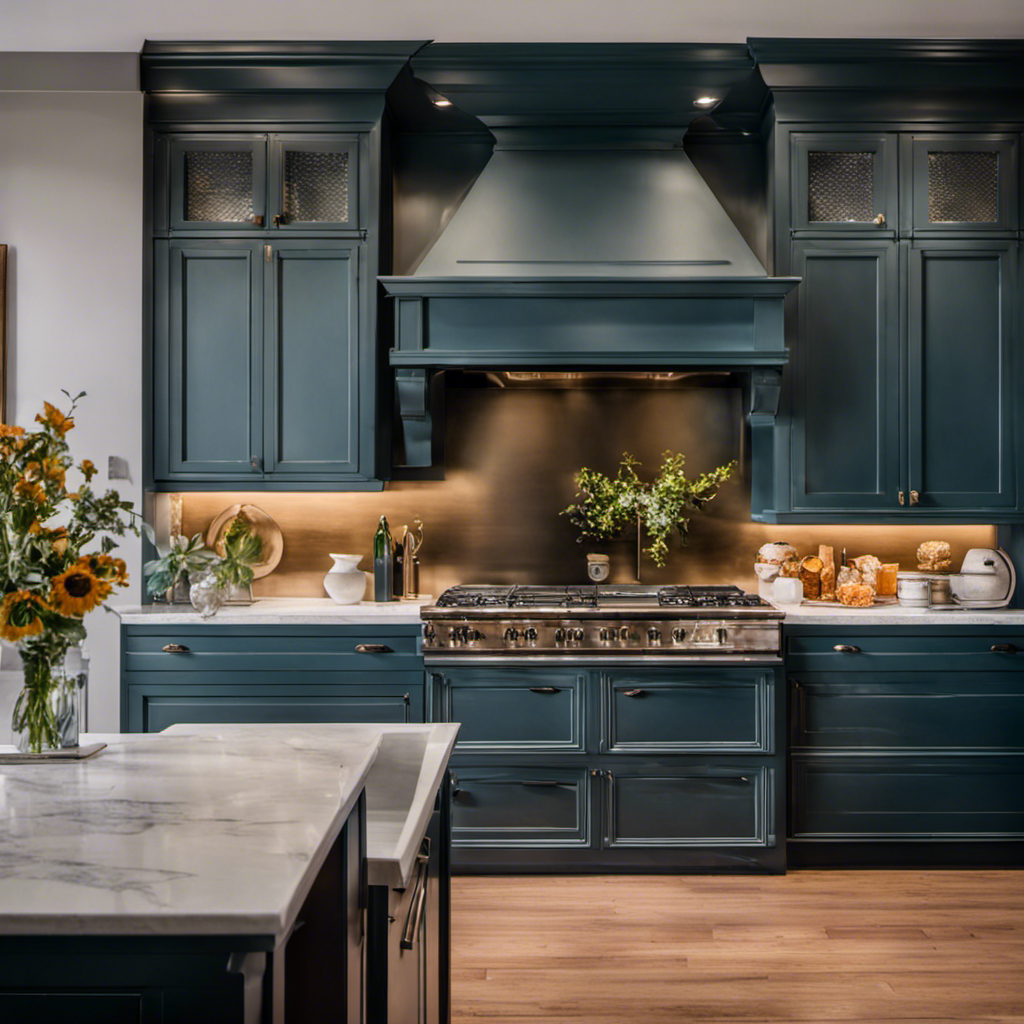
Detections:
[421, 584, 782, 659]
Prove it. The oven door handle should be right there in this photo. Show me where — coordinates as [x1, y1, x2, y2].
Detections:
[529, 686, 560, 694]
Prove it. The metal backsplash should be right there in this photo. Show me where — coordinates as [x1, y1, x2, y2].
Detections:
[179, 384, 995, 598]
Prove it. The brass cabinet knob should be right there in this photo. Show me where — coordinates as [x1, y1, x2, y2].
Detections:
[355, 644, 393, 654]
[991, 644, 1019, 654]
[161, 643, 190, 653]
[910, 490, 920, 505]
[874, 213, 886, 226]
[272, 213, 284, 226]
[833, 644, 861, 653]
[250, 214, 264, 226]
[899, 490, 905, 505]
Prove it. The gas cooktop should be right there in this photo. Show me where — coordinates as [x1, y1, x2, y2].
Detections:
[429, 584, 774, 613]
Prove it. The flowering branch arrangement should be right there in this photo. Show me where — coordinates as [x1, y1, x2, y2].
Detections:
[0, 393, 136, 751]
[562, 451, 736, 568]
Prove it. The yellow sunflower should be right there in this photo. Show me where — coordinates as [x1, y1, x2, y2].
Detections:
[0, 591, 48, 641]
[50, 565, 112, 616]
[82, 553, 130, 587]
[36, 401, 74, 436]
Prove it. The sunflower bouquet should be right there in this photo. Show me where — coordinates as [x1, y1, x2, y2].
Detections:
[0, 393, 136, 752]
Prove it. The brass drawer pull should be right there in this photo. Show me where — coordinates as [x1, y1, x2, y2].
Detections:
[833, 644, 861, 654]
[520, 780, 565, 787]
[161, 643, 190, 653]
[354, 644, 393, 654]
[529, 686, 560, 694]
[622, 688, 646, 697]
[991, 644, 1019, 654]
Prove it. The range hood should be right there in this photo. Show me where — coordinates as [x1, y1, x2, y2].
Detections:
[380, 45, 799, 471]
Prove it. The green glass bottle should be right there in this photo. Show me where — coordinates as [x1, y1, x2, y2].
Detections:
[373, 516, 394, 602]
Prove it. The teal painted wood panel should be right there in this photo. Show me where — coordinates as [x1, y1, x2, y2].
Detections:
[264, 242, 360, 476]
[790, 239, 901, 510]
[165, 240, 263, 477]
[605, 767, 772, 848]
[167, 134, 267, 232]
[791, 674, 1024, 751]
[791, 755, 1024, 839]
[908, 241, 1017, 508]
[600, 670, 773, 754]
[904, 133, 1018, 236]
[790, 132, 897, 232]
[435, 669, 585, 752]
[449, 766, 590, 848]
[268, 134, 362, 232]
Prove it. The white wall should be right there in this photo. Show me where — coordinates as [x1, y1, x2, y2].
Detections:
[0, 91, 143, 735]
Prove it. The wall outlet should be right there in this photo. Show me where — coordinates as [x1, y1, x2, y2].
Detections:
[107, 455, 130, 480]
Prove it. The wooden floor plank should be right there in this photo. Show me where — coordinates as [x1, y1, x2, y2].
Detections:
[451, 870, 1024, 1023]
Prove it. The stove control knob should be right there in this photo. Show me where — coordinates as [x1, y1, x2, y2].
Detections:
[715, 627, 729, 645]
[423, 624, 435, 643]
[599, 627, 614, 643]
[553, 628, 566, 644]
[618, 626, 632, 642]
[570, 627, 585, 643]
[503, 627, 520, 643]
[647, 627, 661, 644]
[447, 627, 459, 645]
[671, 627, 687, 644]
[464, 628, 480, 643]
[523, 627, 538, 643]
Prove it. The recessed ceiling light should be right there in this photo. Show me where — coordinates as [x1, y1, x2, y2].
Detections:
[432, 96, 453, 108]
[693, 96, 718, 108]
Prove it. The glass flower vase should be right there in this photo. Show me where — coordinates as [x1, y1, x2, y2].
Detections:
[12, 645, 88, 754]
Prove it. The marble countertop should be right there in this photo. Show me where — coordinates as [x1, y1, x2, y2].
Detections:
[117, 597, 430, 626]
[0, 726, 386, 939]
[779, 602, 1024, 626]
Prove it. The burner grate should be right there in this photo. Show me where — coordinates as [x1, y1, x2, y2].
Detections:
[658, 585, 768, 609]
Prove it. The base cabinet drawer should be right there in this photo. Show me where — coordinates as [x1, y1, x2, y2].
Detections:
[791, 756, 1024, 838]
[602, 767, 774, 848]
[786, 633, 1024, 673]
[433, 669, 584, 752]
[792, 675, 1024, 750]
[449, 767, 590, 848]
[126, 684, 423, 733]
[601, 670, 773, 753]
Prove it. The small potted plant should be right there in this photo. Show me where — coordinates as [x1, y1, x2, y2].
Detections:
[142, 531, 215, 603]
[562, 451, 736, 578]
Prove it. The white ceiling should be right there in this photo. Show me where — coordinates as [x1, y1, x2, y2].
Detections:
[2, 0, 1022, 51]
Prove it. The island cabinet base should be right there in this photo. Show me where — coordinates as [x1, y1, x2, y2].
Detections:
[0, 797, 367, 1024]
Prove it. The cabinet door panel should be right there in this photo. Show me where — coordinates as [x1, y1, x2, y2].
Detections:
[269, 134, 361, 232]
[163, 241, 263, 477]
[791, 756, 1024, 838]
[168, 134, 266, 231]
[264, 243, 360, 476]
[126, 685, 420, 733]
[791, 133, 897, 232]
[449, 767, 590, 848]
[791, 240, 901, 509]
[908, 242, 1016, 508]
[905, 134, 1018, 235]
[600, 670, 772, 754]
[604, 768, 773, 848]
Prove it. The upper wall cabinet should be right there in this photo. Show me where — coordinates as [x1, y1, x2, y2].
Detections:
[791, 133, 897, 232]
[163, 133, 363, 235]
[902, 134, 1019, 236]
[142, 42, 423, 490]
[752, 38, 1024, 522]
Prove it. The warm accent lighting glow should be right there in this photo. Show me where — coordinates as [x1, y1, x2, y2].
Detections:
[693, 96, 718, 107]
[432, 96, 453, 108]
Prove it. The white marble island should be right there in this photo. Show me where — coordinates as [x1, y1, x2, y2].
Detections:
[0, 724, 456, 1023]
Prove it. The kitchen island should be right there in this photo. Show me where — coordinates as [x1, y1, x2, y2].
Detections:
[0, 723, 458, 1023]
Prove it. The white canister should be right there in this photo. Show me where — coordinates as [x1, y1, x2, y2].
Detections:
[772, 576, 804, 606]
[754, 562, 781, 600]
[324, 554, 367, 605]
[897, 573, 931, 607]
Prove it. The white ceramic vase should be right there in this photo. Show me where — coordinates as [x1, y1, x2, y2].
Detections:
[324, 554, 366, 605]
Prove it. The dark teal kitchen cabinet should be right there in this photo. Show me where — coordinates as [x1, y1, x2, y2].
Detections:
[164, 131, 363, 235]
[907, 240, 1017, 509]
[430, 663, 785, 872]
[120, 624, 426, 733]
[789, 239, 901, 511]
[753, 40, 1024, 522]
[786, 626, 1024, 863]
[154, 239, 365, 484]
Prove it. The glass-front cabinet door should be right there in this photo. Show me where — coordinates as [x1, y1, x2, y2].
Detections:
[791, 133, 898, 232]
[904, 134, 1019, 235]
[168, 135, 267, 231]
[268, 134, 361, 232]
